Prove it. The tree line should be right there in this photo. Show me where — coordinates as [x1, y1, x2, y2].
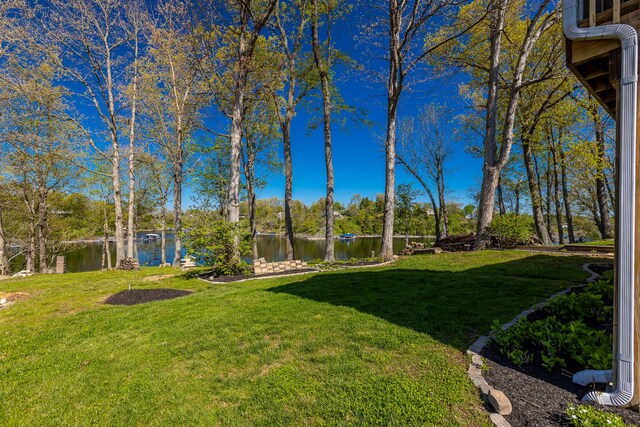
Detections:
[0, 0, 616, 274]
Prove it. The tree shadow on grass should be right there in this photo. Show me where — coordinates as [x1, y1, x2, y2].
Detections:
[268, 254, 594, 351]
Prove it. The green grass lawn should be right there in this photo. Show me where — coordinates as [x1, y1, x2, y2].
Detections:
[0, 251, 593, 426]
[569, 238, 614, 246]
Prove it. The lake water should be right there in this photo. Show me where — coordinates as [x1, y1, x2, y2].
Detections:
[25, 234, 433, 273]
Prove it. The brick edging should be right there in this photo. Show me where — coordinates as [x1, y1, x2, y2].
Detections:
[466, 263, 600, 427]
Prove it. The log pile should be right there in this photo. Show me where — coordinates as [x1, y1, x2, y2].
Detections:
[434, 233, 476, 252]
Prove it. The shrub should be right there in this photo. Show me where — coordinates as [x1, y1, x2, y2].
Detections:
[489, 213, 535, 248]
[566, 405, 630, 427]
[185, 220, 252, 276]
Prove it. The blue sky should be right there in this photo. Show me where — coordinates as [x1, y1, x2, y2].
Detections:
[240, 20, 484, 208]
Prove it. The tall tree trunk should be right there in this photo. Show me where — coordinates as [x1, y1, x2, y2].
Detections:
[475, 0, 555, 248]
[381, 94, 398, 261]
[161, 203, 167, 266]
[227, 67, 247, 258]
[102, 201, 112, 270]
[311, 1, 334, 262]
[522, 139, 551, 244]
[103, 40, 126, 267]
[380, 0, 402, 261]
[515, 178, 521, 215]
[282, 108, 296, 260]
[559, 148, 575, 242]
[38, 187, 48, 273]
[474, 0, 506, 249]
[243, 151, 259, 260]
[172, 151, 183, 267]
[27, 218, 36, 273]
[550, 142, 564, 244]
[437, 170, 448, 238]
[497, 177, 506, 215]
[0, 207, 9, 275]
[127, 40, 139, 260]
[23, 190, 36, 272]
[594, 114, 612, 238]
[544, 159, 553, 242]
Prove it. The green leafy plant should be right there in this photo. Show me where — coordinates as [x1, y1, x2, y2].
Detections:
[185, 220, 252, 276]
[566, 404, 630, 427]
[489, 213, 535, 248]
[492, 279, 615, 372]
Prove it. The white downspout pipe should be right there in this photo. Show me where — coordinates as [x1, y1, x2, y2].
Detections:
[564, 0, 638, 406]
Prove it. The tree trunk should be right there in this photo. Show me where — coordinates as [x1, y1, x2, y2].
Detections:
[559, 147, 575, 243]
[522, 139, 551, 244]
[544, 162, 553, 242]
[243, 151, 259, 260]
[160, 198, 167, 266]
[102, 201, 111, 270]
[381, 96, 397, 261]
[172, 152, 183, 267]
[497, 177, 506, 215]
[474, 0, 506, 250]
[0, 207, 9, 275]
[475, 0, 555, 248]
[437, 170, 448, 238]
[311, 2, 334, 262]
[282, 114, 295, 260]
[38, 187, 48, 273]
[515, 178, 521, 215]
[380, 0, 402, 262]
[594, 114, 612, 239]
[551, 142, 564, 244]
[127, 33, 139, 260]
[475, 166, 500, 248]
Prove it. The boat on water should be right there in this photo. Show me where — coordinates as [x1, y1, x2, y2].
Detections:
[142, 233, 160, 242]
[338, 233, 356, 240]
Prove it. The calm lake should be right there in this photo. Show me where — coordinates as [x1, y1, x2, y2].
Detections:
[57, 233, 433, 273]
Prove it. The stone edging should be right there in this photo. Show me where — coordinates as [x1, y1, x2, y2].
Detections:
[198, 257, 399, 285]
[466, 263, 600, 427]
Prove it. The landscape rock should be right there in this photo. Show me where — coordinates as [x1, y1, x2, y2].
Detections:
[489, 413, 511, 427]
[488, 388, 512, 415]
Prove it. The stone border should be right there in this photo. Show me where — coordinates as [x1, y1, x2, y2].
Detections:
[314, 257, 398, 271]
[198, 269, 319, 285]
[199, 257, 399, 285]
[466, 263, 601, 427]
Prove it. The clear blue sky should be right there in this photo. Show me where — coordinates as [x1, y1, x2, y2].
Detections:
[183, 19, 484, 209]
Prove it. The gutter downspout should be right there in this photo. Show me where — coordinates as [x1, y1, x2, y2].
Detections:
[564, 0, 638, 406]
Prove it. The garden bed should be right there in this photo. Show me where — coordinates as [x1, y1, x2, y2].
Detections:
[480, 344, 640, 426]
[199, 268, 318, 283]
[104, 288, 192, 305]
[480, 262, 640, 426]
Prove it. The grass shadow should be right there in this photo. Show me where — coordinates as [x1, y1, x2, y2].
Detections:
[269, 254, 593, 351]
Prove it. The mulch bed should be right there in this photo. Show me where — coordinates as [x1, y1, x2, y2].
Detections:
[480, 344, 640, 426]
[586, 263, 614, 275]
[476, 261, 639, 426]
[199, 268, 318, 283]
[104, 288, 192, 306]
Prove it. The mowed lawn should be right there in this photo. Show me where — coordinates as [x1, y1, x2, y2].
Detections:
[0, 251, 592, 426]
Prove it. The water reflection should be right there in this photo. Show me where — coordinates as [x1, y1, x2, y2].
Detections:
[15, 234, 433, 273]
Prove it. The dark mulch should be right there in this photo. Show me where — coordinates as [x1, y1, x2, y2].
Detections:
[200, 268, 317, 283]
[104, 288, 192, 306]
[480, 342, 640, 427]
[588, 263, 614, 275]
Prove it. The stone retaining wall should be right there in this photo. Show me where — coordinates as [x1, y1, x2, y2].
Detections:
[253, 258, 307, 275]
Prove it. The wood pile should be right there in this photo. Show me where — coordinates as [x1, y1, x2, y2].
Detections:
[435, 233, 476, 252]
